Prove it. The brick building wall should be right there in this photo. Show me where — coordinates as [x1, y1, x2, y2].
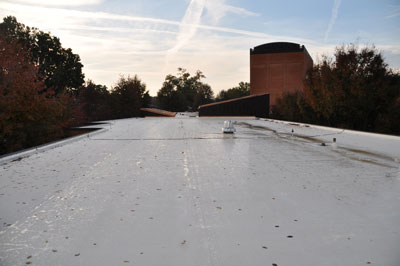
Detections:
[250, 42, 313, 107]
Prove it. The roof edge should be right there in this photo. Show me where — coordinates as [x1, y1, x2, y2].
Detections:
[250, 42, 308, 55]
[199, 94, 269, 109]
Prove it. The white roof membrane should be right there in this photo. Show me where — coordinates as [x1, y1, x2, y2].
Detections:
[0, 117, 399, 266]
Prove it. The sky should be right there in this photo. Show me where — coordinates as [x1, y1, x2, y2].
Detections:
[1, 0, 399, 96]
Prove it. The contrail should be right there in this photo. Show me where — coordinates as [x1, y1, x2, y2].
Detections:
[163, 0, 205, 70]
[169, 0, 205, 53]
[324, 0, 342, 42]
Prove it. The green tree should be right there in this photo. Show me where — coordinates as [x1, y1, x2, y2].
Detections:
[273, 44, 400, 135]
[111, 75, 150, 118]
[78, 80, 113, 122]
[0, 16, 84, 95]
[271, 91, 315, 123]
[305, 45, 399, 132]
[157, 68, 214, 111]
[193, 83, 214, 111]
[216, 82, 250, 101]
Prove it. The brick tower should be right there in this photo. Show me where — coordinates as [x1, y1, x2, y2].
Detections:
[250, 42, 313, 107]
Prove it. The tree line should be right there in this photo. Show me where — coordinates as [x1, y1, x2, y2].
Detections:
[2, 16, 398, 154]
[156, 68, 249, 112]
[0, 16, 151, 154]
[272, 45, 400, 135]
[0, 16, 248, 154]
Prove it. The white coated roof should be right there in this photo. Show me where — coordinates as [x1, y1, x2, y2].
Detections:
[1, 117, 399, 266]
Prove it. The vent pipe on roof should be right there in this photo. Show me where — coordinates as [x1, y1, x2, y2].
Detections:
[222, 120, 236, 134]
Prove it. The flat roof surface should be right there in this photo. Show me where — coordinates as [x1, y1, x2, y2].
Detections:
[1, 117, 399, 266]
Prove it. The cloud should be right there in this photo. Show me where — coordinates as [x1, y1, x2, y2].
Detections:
[163, 0, 260, 71]
[222, 4, 259, 17]
[324, 0, 342, 42]
[1, 2, 291, 41]
[59, 24, 178, 36]
[10, 0, 103, 7]
[378, 44, 400, 55]
[162, 0, 266, 75]
[165, 0, 260, 54]
[386, 4, 400, 18]
[202, 0, 259, 25]
[1, 2, 181, 27]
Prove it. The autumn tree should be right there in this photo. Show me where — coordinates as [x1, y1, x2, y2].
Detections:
[157, 68, 214, 111]
[111, 75, 150, 118]
[215, 82, 250, 101]
[0, 16, 84, 95]
[0, 35, 70, 154]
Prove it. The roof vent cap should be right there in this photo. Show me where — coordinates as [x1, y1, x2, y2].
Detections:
[222, 120, 236, 134]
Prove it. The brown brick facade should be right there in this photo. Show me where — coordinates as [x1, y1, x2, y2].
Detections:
[250, 42, 313, 106]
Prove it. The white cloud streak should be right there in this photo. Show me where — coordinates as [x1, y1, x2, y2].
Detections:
[59, 24, 178, 36]
[11, 0, 103, 7]
[1, 2, 182, 27]
[163, 0, 261, 72]
[202, 0, 259, 25]
[324, 0, 342, 42]
[222, 4, 259, 17]
[386, 5, 400, 18]
[0, 2, 275, 40]
[168, 0, 205, 54]
[163, 0, 206, 73]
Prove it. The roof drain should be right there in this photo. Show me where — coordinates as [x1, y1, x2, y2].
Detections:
[222, 120, 236, 134]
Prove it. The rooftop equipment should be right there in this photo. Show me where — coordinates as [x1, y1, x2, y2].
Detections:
[222, 120, 236, 134]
